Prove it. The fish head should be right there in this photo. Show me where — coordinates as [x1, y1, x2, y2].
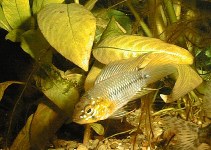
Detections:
[73, 93, 116, 124]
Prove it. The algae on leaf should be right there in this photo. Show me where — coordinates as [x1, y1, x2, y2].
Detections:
[34, 64, 84, 118]
[37, 3, 96, 71]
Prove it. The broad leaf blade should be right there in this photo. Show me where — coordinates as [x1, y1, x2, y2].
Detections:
[2, 0, 31, 29]
[38, 3, 96, 71]
[93, 35, 193, 65]
[30, 102, 68, 149]
[160, 64, 203, 103]
[0, 5, 11, 31]
[20, 30, 52, 63]
[32, 0, 64, 15]
[34, 64, 83, 118]
[0, 81, 24, 101]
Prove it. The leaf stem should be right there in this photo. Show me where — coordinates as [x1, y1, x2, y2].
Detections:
[126, 0, 152, 37]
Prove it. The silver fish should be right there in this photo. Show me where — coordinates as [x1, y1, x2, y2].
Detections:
[73, 54, 175, 124]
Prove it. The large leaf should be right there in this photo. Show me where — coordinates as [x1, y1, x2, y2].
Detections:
[0, 81, 24, 101]
[20, 30, 52, 63]
[2, 0, 31, 29]
[32, 0, 64, 15]
[160, 64, 203, 103]
[93, 35, 193, 65]
[37, 3, 96, 71]
[30, 102, 69, 149]
[0, 5, 11, 31]
[34, 64, 83, 117]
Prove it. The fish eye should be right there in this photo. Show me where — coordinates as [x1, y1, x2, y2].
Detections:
[84, 105, 94, 115]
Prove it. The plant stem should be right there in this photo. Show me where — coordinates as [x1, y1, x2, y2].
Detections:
[163, 0, 177, 23]
[83, 124, 91, 146]
[126, 0, 152, 37]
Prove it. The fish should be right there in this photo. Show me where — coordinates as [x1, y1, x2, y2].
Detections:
[72, 54, 176, 124]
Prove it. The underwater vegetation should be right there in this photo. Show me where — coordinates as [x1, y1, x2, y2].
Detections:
[0, 0, 211, 149]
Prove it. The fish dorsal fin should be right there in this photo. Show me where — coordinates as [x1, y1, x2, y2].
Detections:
[109, 100, 138, 119]
[95, 54, 149, 84]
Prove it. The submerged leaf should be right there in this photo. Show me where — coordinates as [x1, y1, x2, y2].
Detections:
[20, 30, 52, 63]
[32, 0, 64, 15]
[0, 5, 11, 31]
[34, 64, 83, 118]
[0, 81, 24, 101]
[99, 17, 125, 42]
[30, 102, 68, 149]
[93, 35, 193, 65]
[90, 123, 104, 135]
[38, 3, 96, 71]
[2, 0, 31, 29]
[160, 64, 203, 103]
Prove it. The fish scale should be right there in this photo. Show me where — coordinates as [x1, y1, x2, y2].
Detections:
[73, 55, 178, 124]
[87, 70, 148, 112]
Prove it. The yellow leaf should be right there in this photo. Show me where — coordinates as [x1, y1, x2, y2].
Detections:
[93, 35, 193, 65]
[38, 3, 96, 71]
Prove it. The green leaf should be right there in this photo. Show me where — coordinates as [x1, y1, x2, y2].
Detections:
[0, 5, 11, 31]
[90, 123, 104, 135]
[0, 81, 24, 101]
[5, 29, 25, 42]
[32, 0, 64, 15]
[100, 17, 125, 42]
[34, 64, 84, 119]
[20, 30, 52, 63]
[38, 3, 96, 71]
[93, 35, 194, 65]
[107, 9, 132, 34]
[2, 0, 31, 29]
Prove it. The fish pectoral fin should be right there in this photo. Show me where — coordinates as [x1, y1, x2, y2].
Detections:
[109, 100, 138, 119]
